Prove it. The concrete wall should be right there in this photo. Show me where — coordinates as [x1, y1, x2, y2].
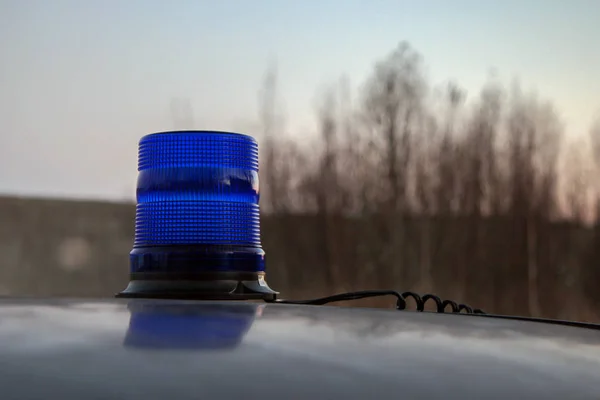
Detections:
[0, 196, 296, 297]
[0, 196, 135, 296]
[0, 196, 314, 298]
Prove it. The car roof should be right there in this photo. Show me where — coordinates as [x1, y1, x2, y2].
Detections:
[1, 298, 600, 399]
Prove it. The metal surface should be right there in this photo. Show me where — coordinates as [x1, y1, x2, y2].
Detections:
[0, 298, 599, 399]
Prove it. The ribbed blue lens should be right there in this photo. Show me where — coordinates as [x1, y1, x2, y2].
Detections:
[129, 131, 265, 275]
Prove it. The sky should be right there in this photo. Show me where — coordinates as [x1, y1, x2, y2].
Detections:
[0, 0, 599, 201]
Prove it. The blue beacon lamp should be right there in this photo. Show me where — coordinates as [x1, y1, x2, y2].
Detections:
[117, 131, 278, 300]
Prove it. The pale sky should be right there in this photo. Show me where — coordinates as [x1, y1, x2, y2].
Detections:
[0, 0, 598, 201]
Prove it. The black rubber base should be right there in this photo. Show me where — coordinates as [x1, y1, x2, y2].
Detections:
[116, 272, 278, 301]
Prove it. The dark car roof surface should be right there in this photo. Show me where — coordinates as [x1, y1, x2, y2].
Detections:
[0, 298, 599, 399]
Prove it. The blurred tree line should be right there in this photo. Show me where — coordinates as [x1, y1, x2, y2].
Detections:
[255, 41, 600, 321]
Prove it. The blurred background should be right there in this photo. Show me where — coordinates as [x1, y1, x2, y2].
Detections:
[1, 0, 599, 321]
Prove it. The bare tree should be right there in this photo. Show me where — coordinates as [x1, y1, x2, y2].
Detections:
[363, 41, 426, 212]
[503, 84, 563, 316]
[427, 82, 467, 297]
[362, 41, 427, 287]
[590, 114, 600, 220]
[258, 62, 283, 213]
[315, 87, 343, 288]
[413, 112, 438, 289]
[582, 114, 600, 309]
[436, 82, 465, 215]
[563, 139, 591, 223]
[460, 80, 504, 305]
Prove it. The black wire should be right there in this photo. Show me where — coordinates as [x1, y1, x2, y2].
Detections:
[268, 290, 407, 310]
[266, 289, 485, 315]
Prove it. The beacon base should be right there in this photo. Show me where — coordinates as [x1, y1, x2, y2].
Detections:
[116, 272, 278, 301]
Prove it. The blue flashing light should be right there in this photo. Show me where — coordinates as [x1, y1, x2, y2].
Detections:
[119, 131, 277, 299]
